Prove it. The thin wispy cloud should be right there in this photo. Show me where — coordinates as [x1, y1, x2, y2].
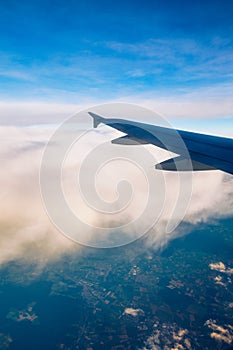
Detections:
[104, 37, 233, 82]
[0, 70, 34, 81]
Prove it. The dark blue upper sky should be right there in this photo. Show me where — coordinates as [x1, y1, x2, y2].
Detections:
[0, 0, 233, 102]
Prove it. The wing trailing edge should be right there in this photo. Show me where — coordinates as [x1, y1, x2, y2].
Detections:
[111, 135, 149, 145]
[155, 156, 216, 171]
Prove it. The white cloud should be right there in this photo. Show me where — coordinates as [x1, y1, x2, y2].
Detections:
[209, 262, 233, 274]
[0, 70, 34, 81]
[124, 308, 144, 317]
[0, 95, 232, 137]
[140, 321, 191, 350]
[205, 319, 233, 345]
[104, 37, 233, 84]
[0, 125, 77, 265]
[0, 101, 81, 126]
[0, 122, 232, 264]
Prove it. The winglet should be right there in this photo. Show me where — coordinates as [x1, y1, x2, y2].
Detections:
[88, 112, 104, 128]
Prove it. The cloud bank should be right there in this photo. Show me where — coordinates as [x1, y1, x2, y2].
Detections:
[0, 124, 232, 265]
[0, 86, 233, 138]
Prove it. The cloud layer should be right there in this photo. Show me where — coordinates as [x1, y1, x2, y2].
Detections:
[0, 124, 232, 264]
[0, 96, 232, 139]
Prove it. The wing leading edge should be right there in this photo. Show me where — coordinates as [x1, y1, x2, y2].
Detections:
[88, 112, 233, 175]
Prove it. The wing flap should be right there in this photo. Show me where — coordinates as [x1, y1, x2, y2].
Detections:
[155, 156, 216, 171]
[111, 135, 149, 145]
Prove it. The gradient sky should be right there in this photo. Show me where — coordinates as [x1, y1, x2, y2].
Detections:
[0, 0, 233, 132]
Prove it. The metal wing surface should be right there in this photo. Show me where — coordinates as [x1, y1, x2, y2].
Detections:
[89, 112, 233, 175]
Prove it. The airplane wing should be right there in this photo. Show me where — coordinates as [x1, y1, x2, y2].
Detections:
[88, 112, 233, 175]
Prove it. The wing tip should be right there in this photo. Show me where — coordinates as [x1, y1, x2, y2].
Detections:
[88, 112, 104, 128]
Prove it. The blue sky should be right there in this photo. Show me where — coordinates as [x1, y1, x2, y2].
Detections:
[0, 0, 233, 130]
